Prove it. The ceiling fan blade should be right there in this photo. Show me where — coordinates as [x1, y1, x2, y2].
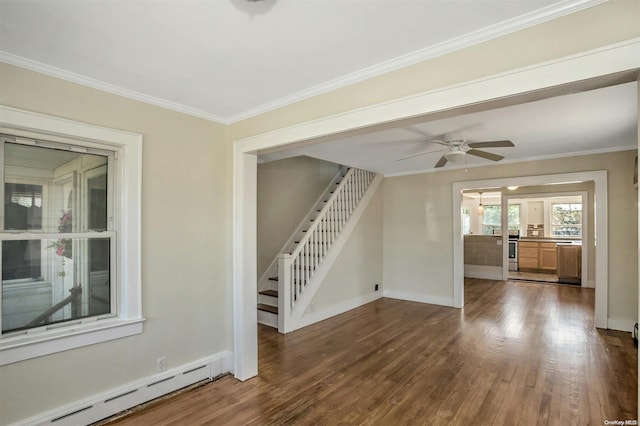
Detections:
[396, 148, 446, 162]
[467, 149, 505, 162]
[435, 155, 448, 168]
[467, 140, 514, 148]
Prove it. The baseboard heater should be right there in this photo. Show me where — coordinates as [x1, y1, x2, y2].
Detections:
[12, 352, 232, 426]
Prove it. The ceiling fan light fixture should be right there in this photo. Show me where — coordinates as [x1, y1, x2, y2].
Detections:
[444, 150, 466, 162]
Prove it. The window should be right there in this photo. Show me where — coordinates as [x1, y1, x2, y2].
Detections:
[508, 204, 520, 231]
[482, 204, 520, 235]
[462, 208, 471, 235]
[552, 203, 582, 237]
[1, 141, 113, 334]
[482, 205, 501, 235]
[0, 106, 142, 365]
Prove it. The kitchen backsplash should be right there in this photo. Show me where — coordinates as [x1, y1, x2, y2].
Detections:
[527, 223, 544, 237]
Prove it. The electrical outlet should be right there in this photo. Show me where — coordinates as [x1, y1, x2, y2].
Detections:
[374, 284, 379, 291]
[157, 356, 167, 372]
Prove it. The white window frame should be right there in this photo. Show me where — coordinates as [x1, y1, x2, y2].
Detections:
[550, 202, 583, 237]
[0, 106, 143, 365]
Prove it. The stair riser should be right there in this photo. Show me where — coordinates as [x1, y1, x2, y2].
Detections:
[258, 310, 278, 328]
[258, 294, 278, 305]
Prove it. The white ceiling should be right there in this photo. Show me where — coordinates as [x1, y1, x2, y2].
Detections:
[260, 81, 638, 176]
[1, 0, 634, 177]
[0, 0, 601, 123]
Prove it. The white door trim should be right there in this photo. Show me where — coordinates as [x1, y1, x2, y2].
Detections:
[232, 39, 638, 379]
[454, 174, 606, 328]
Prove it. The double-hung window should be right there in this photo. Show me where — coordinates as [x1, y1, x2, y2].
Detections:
[551, 203, 582, 237]
[0, 106, 142, 365]
[1, 138, 114, 334]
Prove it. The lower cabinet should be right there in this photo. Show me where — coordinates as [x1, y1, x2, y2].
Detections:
[539, 243, 557, 272]
[518, 241, 557, 273]
[557, 244, 581, 283]
[518, 242, 539, 270]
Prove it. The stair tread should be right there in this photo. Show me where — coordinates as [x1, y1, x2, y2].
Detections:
[259, 289, 278, 297]
[257, 303, 278, 314]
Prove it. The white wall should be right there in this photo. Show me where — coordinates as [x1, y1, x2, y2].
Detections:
[257, 156, 341, 278]
[383, 150, 638, 328]
[0, 63, 230, 424]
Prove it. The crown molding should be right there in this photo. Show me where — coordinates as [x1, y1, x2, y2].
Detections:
[0, 51, 229, 124]
[0, 0, 607, 125]
[225, 0, 608, 123]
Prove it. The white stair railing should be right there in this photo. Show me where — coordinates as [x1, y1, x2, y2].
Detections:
[278, 168, 376, 332]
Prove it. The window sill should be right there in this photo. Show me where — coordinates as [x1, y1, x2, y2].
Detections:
[0, 317, 145, 365]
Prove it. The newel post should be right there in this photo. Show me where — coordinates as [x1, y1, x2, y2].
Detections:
[277, 254, 293, 334]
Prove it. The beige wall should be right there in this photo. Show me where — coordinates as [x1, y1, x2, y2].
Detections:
[0, 63, 230, 424]
[257, 156, 341, 278]
[305, 185, 384, 313]
[383, 150, 639, 328]
[229, 0, 640, 140]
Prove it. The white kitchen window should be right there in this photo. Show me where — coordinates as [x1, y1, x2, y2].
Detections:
[551, 203, 582, 237]
[0, 106, 142, 365]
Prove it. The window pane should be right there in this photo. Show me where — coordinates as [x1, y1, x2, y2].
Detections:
[5, 183, 42, 230]
[2, 237, 111, 333]
[4, 143, 108, 233]
[462, 208, 471, 235]
[508, 204, 520, 228]
[2, 240, 41, 280]
[483, 205, 501, 225]
[552, 203, 582, 237]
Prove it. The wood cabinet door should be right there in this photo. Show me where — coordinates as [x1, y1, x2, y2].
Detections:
[539, 243, 557, 271]
[519, 257, 539, 269]
[558, 246, 581, 278]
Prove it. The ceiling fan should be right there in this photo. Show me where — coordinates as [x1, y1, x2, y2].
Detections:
[397, 138, 515, 168]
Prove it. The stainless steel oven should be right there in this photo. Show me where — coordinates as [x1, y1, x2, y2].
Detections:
[508, 230, 519, 271]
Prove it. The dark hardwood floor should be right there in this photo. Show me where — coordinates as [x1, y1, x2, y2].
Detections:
[108, 279, 637, 425]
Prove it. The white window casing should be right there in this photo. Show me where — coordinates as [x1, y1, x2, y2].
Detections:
[0, 106, 143, 365]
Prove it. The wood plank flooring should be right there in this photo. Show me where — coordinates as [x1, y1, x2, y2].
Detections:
[107, 279, 637, 425]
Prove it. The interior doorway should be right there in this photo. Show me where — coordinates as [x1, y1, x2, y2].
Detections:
[503, 191, 588, 287]
[452, 172, 607, 328]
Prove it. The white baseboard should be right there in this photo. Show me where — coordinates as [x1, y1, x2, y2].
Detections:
[464, 264, 502, 280]
[383, 290, 454, 307]
[296, 292, 383, 330]
[11, 351, 234, 426]
[607, 318, 635, 333]
[586, 279, 595, 288]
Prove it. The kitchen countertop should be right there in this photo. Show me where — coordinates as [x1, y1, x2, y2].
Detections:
[518, 237, 582, 245]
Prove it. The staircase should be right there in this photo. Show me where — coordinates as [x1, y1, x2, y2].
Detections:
[257, 166, 379, 333]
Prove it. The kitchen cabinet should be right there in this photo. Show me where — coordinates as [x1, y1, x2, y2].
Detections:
[539, 243, 557, 271]
[518, 241, 557, 273]
[557, 244, 581, 283]
[518, 241, 539, 270]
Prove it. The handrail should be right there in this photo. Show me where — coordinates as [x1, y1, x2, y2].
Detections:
[26, 286, 82, 327]
[289, 167, 355, 258]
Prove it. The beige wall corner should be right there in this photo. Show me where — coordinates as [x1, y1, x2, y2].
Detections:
[302, 183, 384, 321]
[0, 63, 230, 424]
[257, 156, 341, 278]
